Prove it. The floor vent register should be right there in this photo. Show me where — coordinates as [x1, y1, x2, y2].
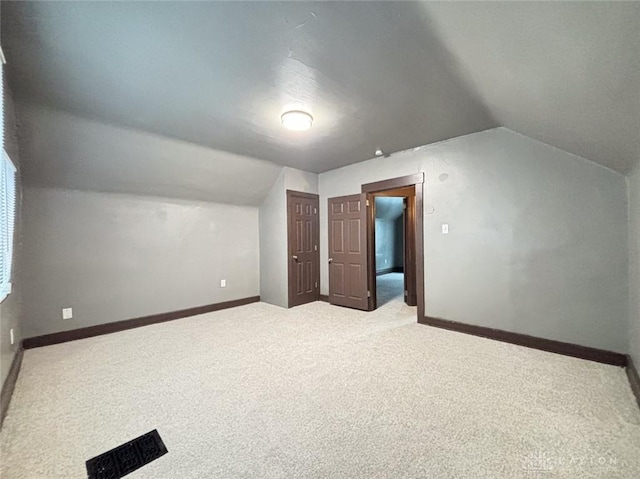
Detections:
[86, 429, 168, 478]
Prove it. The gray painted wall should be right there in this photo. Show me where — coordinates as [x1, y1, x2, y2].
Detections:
[319, 128, 628, 352]
[259, 170, 287, 308]
[374, 220, 395, 272]
[0, 76, 23, 388]
[21, 187, 260, 338]
[629, 163, 640, 366]
[259, 167, 318, 308]
[375, 197, 403, 272]
[284, 168, 318, 196]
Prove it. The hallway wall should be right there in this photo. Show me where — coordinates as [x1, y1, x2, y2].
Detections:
[375, 197, 404, 273]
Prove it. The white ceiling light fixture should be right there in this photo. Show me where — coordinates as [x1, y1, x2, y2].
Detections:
[281, 110, 313, 131]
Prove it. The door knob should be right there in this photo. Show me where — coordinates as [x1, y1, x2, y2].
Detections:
[292, 255, 299, 261]
[328, 258, 333, 263]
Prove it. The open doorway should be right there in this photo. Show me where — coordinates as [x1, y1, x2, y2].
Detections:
[374, 196, 405, 306]
[326, 173, 424, 320]
[363, 174, 424, 318]
[366, 185, 418, 311]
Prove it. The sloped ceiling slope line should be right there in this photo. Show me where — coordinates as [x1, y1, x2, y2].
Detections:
[421, 1, 640, 174]
[3, 1, 639, 183]
[16, 103, 284, 206]
[2, 1, 496, 173]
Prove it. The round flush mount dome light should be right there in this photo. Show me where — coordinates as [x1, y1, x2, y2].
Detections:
[281, 110, 313, 131]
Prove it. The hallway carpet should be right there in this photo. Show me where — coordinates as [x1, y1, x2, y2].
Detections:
[375, 272, 404, 306]
[1, 300, 639, 478]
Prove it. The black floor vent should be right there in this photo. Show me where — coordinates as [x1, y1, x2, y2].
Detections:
[86, 429, 168, 479]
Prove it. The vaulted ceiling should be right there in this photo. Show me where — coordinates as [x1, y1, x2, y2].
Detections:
[2, 1, 639, 176]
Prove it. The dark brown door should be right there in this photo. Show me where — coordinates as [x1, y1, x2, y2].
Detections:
[404, 196, 417, 306]
[287, 190, 320, 307]
[328, 193, 370, 310]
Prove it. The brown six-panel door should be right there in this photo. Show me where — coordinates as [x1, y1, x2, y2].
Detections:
[328, 193, 369, 310]
[287, 190, 320, 307]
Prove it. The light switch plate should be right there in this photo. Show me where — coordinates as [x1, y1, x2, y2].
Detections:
[220, 279, 226, 288]
[442, 224, 449, 234]
[62, 307, 73, 320]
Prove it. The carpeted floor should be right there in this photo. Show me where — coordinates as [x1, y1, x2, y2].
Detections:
[376, 272, 404, 306]
[1, 299, 639, 478]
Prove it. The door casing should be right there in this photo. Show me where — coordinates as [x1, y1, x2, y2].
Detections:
[362, 173, 425, 318]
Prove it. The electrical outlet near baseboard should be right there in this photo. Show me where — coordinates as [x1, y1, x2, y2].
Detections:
[62, 307, 73, 320]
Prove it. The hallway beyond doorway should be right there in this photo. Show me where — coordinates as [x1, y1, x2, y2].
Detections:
[376, 272, 405, 307]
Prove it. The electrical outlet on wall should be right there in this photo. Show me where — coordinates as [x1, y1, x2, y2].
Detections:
[220, 279, 226, 288]
[442, 224, 449, 234]
[62, 307, 73, 320]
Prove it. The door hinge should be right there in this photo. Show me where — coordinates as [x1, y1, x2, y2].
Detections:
[367, 290, 371, 297]
[366, 199, 370, 207]
[315, 281, 318, 288]
[404, 290, 408, 296]
[403, 203, 407, 210]
[314, 245, 318, 251]
[314, 207, 317, 214]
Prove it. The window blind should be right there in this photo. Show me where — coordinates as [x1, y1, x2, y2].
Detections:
[0, 61, 17, 302]
[1, 150, 16, 301]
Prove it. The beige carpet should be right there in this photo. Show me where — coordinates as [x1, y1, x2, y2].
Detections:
[1, 299, 639, 478]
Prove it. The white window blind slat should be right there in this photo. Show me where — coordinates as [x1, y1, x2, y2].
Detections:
[1, 151, 16, 301]
[1, 61, 17, 302]
[1, 61, 4, 152]
[0, 159, 5, 288]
